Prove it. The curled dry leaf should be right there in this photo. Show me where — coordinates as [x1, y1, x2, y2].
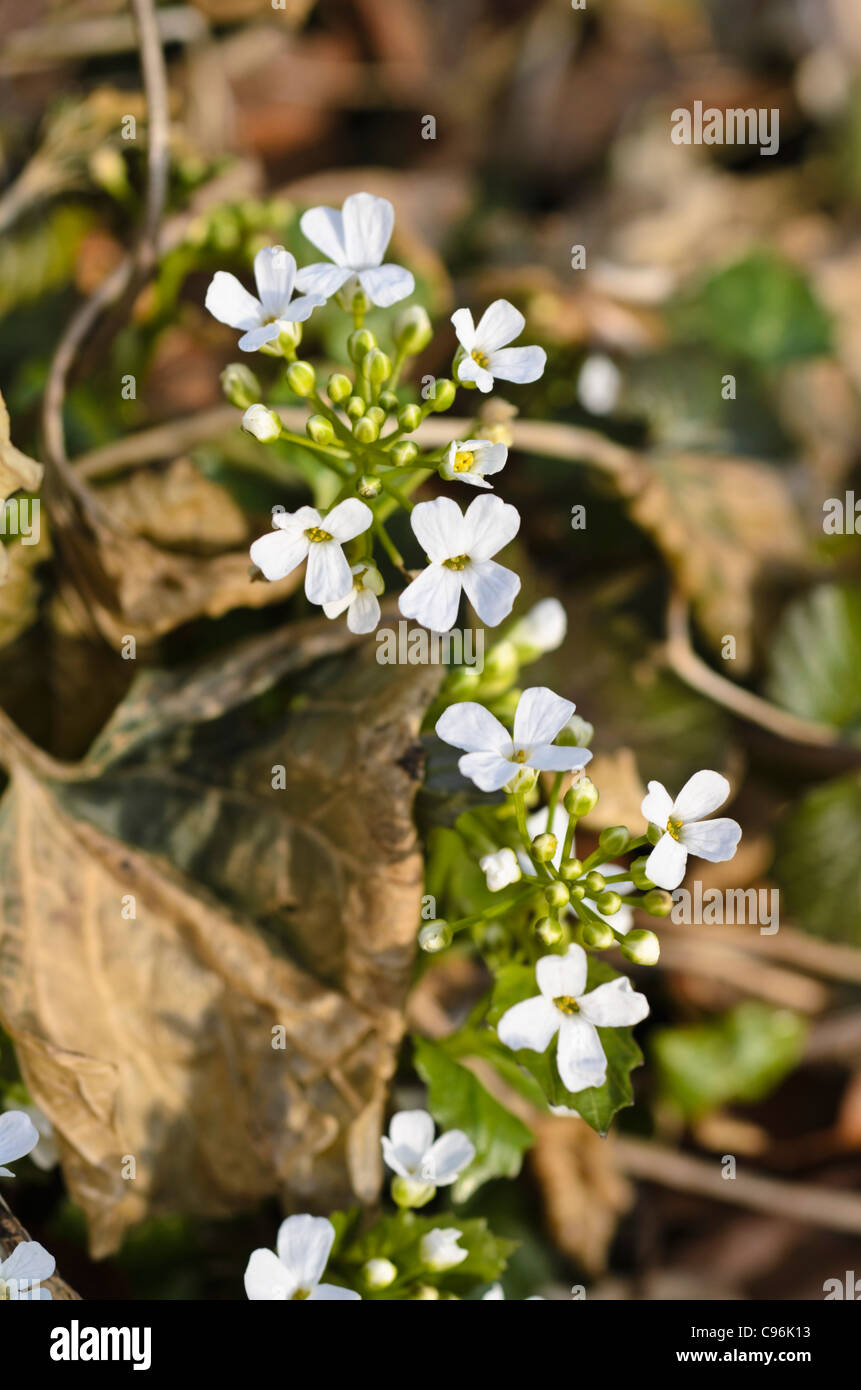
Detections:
[0, 615, 442, 1255]
[96, 457, 248, 553]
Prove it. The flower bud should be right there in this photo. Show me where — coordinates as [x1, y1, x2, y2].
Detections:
[630, 856, 655, 891]
[569, 883, 586, 902]
[429, 378, 457, 412]
[391, 441, 419, 467]
[379, 390, 400, 413]
[598, 825, 629, 856]
[306, 414, 335, 445]
[641, 890, 673, 918]
[560, 857, 583, 882]
[535, 916, 563, 946]
[221, 362, 260, 410]
[582, 921, 614, 949]
[277, 321, 302, 353]
[563, 778, 599, 817]
[348, 328, 377, 363]
[504, 766, 537, 795]
[361, 348, 392, 389]
[397, 404, 422, 433]
[346, 395, 366, 420]
[584, 870, 606, 895]
[393, 304, 433, 355]
[620, 929, 661, 965]
[241, 404, 282, 443]
[366, 405, 386, 426]
[595, 890, 622, 916]
[544, 881, 570, 910]
[506, 598, 567, 662]
[286, 360, 316, 397]
[354, 415, 380, 444]
[418, 920, 451, 953]
[413, 1285, 440, 1300]
[363, 1258, 397, 1290]
[420, 1229, 466, 1272]
[357, 474, 381, 499]
[531, 832, 557, 864]
[392, 1175, 436, 1209]
[327, 372, 353, 403]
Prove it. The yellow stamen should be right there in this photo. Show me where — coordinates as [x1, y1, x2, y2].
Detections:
[452, 450, 475, 473]
[666, 817, 683, 841]
[553, 995, 580, 1015]
[304, 526, 333, 543]
[471, 350, 489, 368]
[442, 553, 469, 571]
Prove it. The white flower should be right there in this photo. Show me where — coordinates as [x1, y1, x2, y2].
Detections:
[295, 192, 414, 308]
[482, 1282, 544, 1300]
[241, 404, 282, 443]
[0, 1241, 54, 1299]
[322, 562, 383, 633]
[381, 1109, 474, 1187]
[244, 1215, 360, 1301]
[440, 438, 508, 489]
[577, 354, 621, 415]
[436, 686, 592, 794]
[523, 806, 634, 933]
[507, 597, 567, 657]
[205, 247, 323, 352]
[2, 1104, 58, 1173]
[250, 499, 372, 603]
[479, 847, 522, 892]
[452, 299, 546, 393]
[0, 1110, 39, 1177]
[497, 944, 649, 1093]
[641, 770, 742, 891]
[399, 494, 521, 632]
[363, 1258, 397, 1290]
[420, 1228, 467, 1272]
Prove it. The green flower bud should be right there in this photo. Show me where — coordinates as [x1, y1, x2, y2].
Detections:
[393, 304, 432, 355]
[544, 881, 570, 910]
[598, 825, 629, 857]
[429, 378, 457, 413]
[277, 320, 302, 353]
[397, 404, 423, 433]
[241, 404, 282, 443]
[582, 921, 614, 949]
[504, 766, 537, 795]
[556, 715, 595, 748]
[641, 890, 673, 918]
[646, 822, 662, 845]
[354, 415, 380, 444]
[357, 474, 381, 499]
[563, 778, 599, 817]
[418, 919, 451, 953]
[348, 328, 377, 363]
[346, 395, 366, 420]
[221, 362, 260, 410]
[620, 929, 661, 965]
[379, 390, 400, 413]
[327, 372, 353, 403]
[413, 1284, 440, 1300]
[306, 414, 335, 445]
[560, 857, 583, 882]
[630, 856, 655, 891]
[286, 360, 316, 397]
[361, 348, 393, 389]
[595, 890, 622, 916]
[531, 832, 558, 864]
[535, 915, 563, 946]
[363, 1258, 397, 1290]
[366, 405, 386, 426]
[391, 441, 419, 467]
[584, 870, 606, 895]
[391, 1175, 436, 1209]
[569, 883, 586, 902]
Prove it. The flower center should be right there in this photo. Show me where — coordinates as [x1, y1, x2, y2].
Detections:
[304, 526, 333, 543]
[0, 1282, 9, 1301]
[291, 1287, 311, 1300]
[512, 749, 528, 763]
[471, 349, 489, 368]
[442, 553, 470, 570]
[553, 995, 580, 1015]
[666, 816, 683, 841]
[452, 450, 475, 473]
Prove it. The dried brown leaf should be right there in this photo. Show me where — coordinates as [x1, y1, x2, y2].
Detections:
[530, 1115, 632, 1275]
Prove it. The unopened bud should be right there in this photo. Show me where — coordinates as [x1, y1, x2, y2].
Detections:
[361, 348, 392, 389]
[630, 856, 655, 891]
[641, 890, 673, 918]
[241, 404, 281, 443]
[354, 415, 380, 444]
[429, 378, 456, 412]
[598, 825, 629, 856]
[286, 360, 316, 396]
[560, 857, 583, 882]
[594, 890, 622, 916]
[393, 304, 432, 355]
[419, 920, 451, 953]
[620, 929, 661, 965]
[357, 475, 381, 499]
[346, 395, 366, 420]
[584, 870, 606, 895]
[392, 1176, 436, 1209]
[535, 916, 563, 946]
[363, 1258, 397, 1290]
[391, 441, 419, 467]
[544, 881, 570, 910]
[563, 778, 599, 817]
[531, 832, 557, 864]
[366, 405, 386, 426]
[221, 362, 260, 409]
[379, 390, 400, 412]
[582, 921, 614, 949]
[306, 414, 335, 445]
[327, 372, 352, 403]
[397, 404, 422, 433]
[348, 329, 377, 362]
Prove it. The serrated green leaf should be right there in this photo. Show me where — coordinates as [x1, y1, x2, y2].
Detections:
[765, 584, 861, 739]
[772, 774, 861, 943]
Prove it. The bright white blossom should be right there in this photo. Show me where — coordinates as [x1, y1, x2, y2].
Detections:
[295, 192, 414, 308]
[436, 686, 592, 794]
[1, 1104, 57, 1173]
[641, 770, 742, 891]
[322, 562, 384, 634]
[0, 1241, 54, 1300]
[507, 597, 567, 657]
[244, 1215, 360, 1301]
[482, 1283, 544, 1300]
[205, 247, 323, 352]
[440, 438, 508, 489]
[523, 806, 634, 933]
[399, 494, 521, 632]
[452, 299, 546, 393]
[480, 847, 522, 892]
[250, 499, 372, 604]
[497, 945, 649, 1093]
[381, 1109, 474, 1187]
[420, 1228, 467, 1272]
[0, 1110, 39, 1177]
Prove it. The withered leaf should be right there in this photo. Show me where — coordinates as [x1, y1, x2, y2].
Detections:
[0, 615, 442, 1255]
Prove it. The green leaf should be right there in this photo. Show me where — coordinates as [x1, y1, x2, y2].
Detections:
[485, 958, 644, 1135]
[765, 584, 861, 738]
[412, 1037, 533, 1201]
[653, 1002, 806, 1119]
[335, 1210, 516, 1298]
[772, 774, 861, 943]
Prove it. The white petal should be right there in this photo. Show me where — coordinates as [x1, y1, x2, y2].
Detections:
[305, 540, 352, 605]
[474, 299, 525, 353]
[254, 246, 296, 316]
[528, 744, 592, 772]
[422, 1130, 475, 1184]
[641, 779, 674, 827]
[311, 1283, 362, 1300]
[399, 564, 462, 632]
[509, 598, 567, 654]
[512, 686, 574, 748]
[388, 1109, 435, 1167]
[578, 976, 650, 1028]
[0, 1111, 39, 1168]
[300, 204, 347, 265]
[205, 271, 261, 330]
[483, 1284, 504, 1299]
[645, 831, 688, 890]
[556, 1016, 607, 1092]
[347, 588, 380, 633]
[486, 345, 546, 384]
[672, 770, 731, 823]
[497, 994, 560, 1053]
[0, 1240, 55, 1284]
[411, 496, 467, 563]
[461, 560, 520, 626]
[294, 263, 353, 299]
[249, 528, 309, 582]
[323, 589, 355, 620]
[463, 494, 520, 561]
[536, 945, 588, 1001]
[451, 307, 476, 352]
[680, 817, 742, 862]
[358, 264, 414, 307]
[281, 295, 324, 324]
[380, 1137, 413, 1179]
[277, 1214, 335, 1290]
[458, 751, 520, 791]
[473, 441, 508, 476]
[435, 701, 510, 754]
[238, 322, 281, 352]
[244, 1248, 294, 1300]
[456, 354, 494, 392]
[342, 192, 394, 268]
[324, 498, 373, 544]
[275, 505, 320, 532]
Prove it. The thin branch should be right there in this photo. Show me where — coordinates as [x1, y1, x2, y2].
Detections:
[0, 1192, 81, 1299]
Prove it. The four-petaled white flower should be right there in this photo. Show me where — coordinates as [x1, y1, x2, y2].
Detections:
[244, 1215, 360, 1301]
[205, 247, 323, 353]
[436, 686, 592, 793]
[440, 438, 508, 489]
[641, 770, 742, 891]
[322, 561, 384, 634]
[295, 193, 414, 308]
[452, 299, 546, 393]
[479, 847, 522, 892]
[497, 945, 649, 1093]
[250, 499, 373, 604]
[381, 1109, 475, 1187]
[0, 1110, 39, 1177]
[399, 494, 521, 633]
[420, 1228, 467, 1272]
[0, 1241, 54, 1300]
